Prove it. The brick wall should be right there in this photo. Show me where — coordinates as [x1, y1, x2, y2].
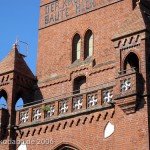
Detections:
[1, 0, 150, 149]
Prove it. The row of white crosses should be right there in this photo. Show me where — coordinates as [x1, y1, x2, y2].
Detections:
[20, 90, 115, 123]
[20, 106, 55, 123]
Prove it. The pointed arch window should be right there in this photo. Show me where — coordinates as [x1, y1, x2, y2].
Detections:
[84, 30, 93, 59]
[15, 98, 24, 110]
[124, 52, 139, 73]
[72, 34, 81, 63]
[0, 90, 7, 109]
[0, 97, 7, 109]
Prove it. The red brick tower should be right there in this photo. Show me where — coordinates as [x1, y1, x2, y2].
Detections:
[1, 0, 150, 150]
[0, 44, 36, 149]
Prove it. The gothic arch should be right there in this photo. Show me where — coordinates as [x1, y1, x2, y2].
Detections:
[0, 89, 8, 109]
[15, 86, 34, 105]
[84, 29, 93, 59]
[14, 90, 26, 110]
[71, 32, 83, 42]
[123, 52, 140, 73]
[72, 33, 81, 63]
[52, 142, 84, 150]
[0, 89, 8, 100]
[15, 97, 24, 110]
[83, 28, 93, 37]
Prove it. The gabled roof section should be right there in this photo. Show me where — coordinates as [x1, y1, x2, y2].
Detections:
[113, 3, 150, 40]
[0, 43, 35, 79]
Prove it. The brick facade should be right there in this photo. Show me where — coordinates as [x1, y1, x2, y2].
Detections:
[0, 0, 150, 150]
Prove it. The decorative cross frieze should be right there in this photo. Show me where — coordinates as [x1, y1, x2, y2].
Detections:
[59, 101, 68, 114]
[73, 98, 83, 111]
[87, 94, 98, 107]
[20, 111, 29, 123]
[33, 109, 41, 121]
[102, 90, 113, 103]
[121, 78, 131, 92]
[46, 106, 55, 117]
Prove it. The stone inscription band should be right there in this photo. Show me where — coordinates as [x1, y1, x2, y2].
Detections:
[44, 0, 122, 26]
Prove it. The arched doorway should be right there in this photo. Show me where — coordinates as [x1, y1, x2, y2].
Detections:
[123, 52, 139, 72]
[54, 144, 79, 150]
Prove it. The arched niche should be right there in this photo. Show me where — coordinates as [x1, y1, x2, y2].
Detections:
[0, 90, 8, 109]
[123, 52, 139, 73]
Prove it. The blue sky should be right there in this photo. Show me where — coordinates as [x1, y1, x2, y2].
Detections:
[0, 1, 40, 109]
[0, 0, 40, 74]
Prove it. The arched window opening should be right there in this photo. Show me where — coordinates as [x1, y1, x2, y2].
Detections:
[15, 98, 24, 110]
[73, 76, 86, 94]
[124, 52, 139, 73]
[72, 34, 81, 63]
[0, 90, 7, 109]
[0, 97, 7, 109]
[54, 144, 79, 150]
[84, 30, 93, 59]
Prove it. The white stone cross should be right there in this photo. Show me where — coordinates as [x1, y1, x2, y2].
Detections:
[47, 106, 55, 116]
[103, 91, 113, 103]
[21, 113, 28, 123]
[121, 79, 131, 92]
[60, 102, 68, 113]
[74, 99, 82, 110]
[33, 109, 41, 120]
[88, 95, 97, 106]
